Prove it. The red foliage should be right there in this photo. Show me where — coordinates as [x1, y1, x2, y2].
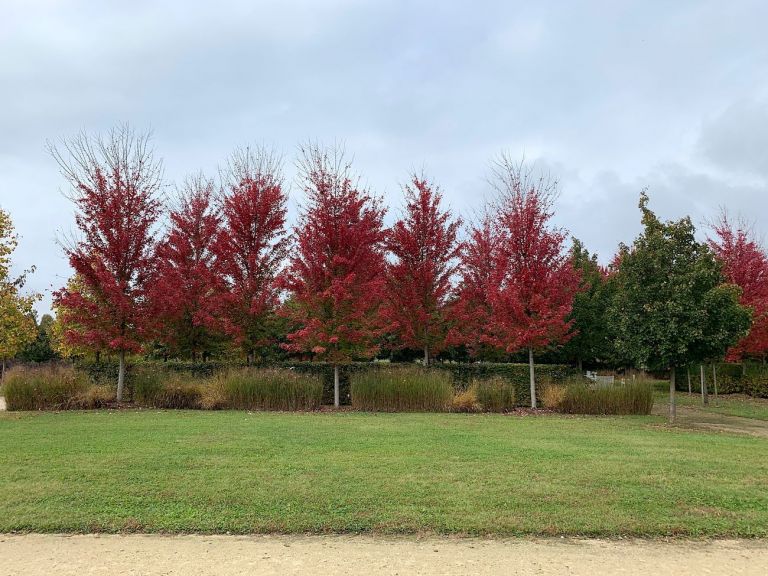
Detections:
[452, 160, 580, 357]
[280, 145, 388, 363]
[52, 128, 162, 355]
[448, 214, 497, 356]
[708, 213, 768, 360]
[213, 149, 288, 359]
[149, 175, 225, 358]
[382, 175, 462, 362]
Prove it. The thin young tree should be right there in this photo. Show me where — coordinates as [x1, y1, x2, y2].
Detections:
[50, 126, 163, 400]
[383, 174, 462, 365]
[280, 144, 388, 406]
[213, 147, 288, 364]
[150, 174, 225, 360]
[482, 157, 580, 408]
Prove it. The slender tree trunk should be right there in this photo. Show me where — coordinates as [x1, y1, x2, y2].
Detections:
[1, 357, 5, 381]
[712, 363, 718, 404]
[700, 364, 708, 405]
[669, 367, 676, 424]
[424, 345, 429, 366]
[116, 350, 126, 402]
[577, 357, 583, 373]
[528, 347, 537, 409]
[687, 368, 691, 394]
[333, 365, 340, 408]
[95, 350, 101, 363]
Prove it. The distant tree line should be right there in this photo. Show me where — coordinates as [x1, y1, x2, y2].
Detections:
[2, 126, 766, 422]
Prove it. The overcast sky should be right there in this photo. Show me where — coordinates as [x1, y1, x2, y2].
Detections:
[2, 0, 767, 316]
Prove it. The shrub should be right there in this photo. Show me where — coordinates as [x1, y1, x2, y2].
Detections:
[451, 384, 479, 412]
[541, 384, 567, 410]
[71, 385, 115, 409]
[214, 368, 323, 411]
[558, 381, 654, 415]
[132, 368, 203, 409]
[351, 367, 453, 412]
[475, 376, 516, 412]
[2, 365, 89, 410]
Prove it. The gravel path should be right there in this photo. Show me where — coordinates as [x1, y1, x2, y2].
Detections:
[0, 534, 766, 575]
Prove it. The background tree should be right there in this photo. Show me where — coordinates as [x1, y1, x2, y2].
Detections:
[0, 207, 39, 377]
[383, 175, 461, 365]
[50, 126, 163, 400]
[448, 214, 503, 361]
[708, 212, 768, 362]
[17, 313, 58, 363]
[610, 192, 751, 423]
[213, 147, 288, 364]
[281, 144, 388, 406]
[150, 174, 225, 360]
[50, 274, 108, 361]
[562, 239, 614, 371]
[480, 157, 580, 408]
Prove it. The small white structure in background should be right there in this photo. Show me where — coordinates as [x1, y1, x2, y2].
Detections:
[585, 371, 615, 386]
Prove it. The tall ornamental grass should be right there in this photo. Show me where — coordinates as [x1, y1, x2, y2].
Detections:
[211, 368, 323, 411]
[351, 367, 453, 412]
[474, 376, 517, 412]
[559, 380, 654, 415]
[2, 365, 89, 410]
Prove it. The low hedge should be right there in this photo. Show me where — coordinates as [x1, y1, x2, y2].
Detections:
[73, 359, 577, 406]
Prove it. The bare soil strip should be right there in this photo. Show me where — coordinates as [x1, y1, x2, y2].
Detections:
[0, 534, 766, 576]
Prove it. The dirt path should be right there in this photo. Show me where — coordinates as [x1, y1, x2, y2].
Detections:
[653, 403, 768, 438]
[0, 534, 766, 575]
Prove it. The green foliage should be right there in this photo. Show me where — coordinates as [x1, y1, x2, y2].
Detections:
[351, 366, 453, 411]
[558, 381, 654, 415]
[474, 376, 516, 412]
[16, 313, 59, 362]
[610, 192, 751, 371]
[562, 239, 614, 367]
[2, 365, 89, 410]
[212, 369, 323, 411]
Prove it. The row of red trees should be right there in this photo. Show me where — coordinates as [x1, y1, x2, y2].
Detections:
[50, 127, 768, 405]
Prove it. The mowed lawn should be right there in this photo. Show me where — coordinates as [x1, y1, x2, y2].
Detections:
[0, 410, 766, 537]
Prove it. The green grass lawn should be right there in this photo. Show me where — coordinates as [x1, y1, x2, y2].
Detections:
[0, 410, 766, 537]
[656, 390, 768, 421]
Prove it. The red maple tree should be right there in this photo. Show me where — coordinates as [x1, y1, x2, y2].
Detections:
[280, 145, 387, 406]
[150, 174, 225, 360]
[383, 175, 462, 364]
[708, 212, 768, 361]
[213, 147, 288, 363]
[465, 158, 579, 407]
[447, 213, 497, 358]
[51, 126, 162, 400]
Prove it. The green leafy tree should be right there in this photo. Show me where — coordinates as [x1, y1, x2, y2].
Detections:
[17, 313, 58, 362]
[0, 207, 39, 377]
[610, 192, 751, 423]
[562, 239, 614, 370]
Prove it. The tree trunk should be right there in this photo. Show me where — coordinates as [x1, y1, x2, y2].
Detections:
[95, 350, 101, 363]
[687, 368, 691, 394]
[116, 350, 126, 402]
[669, 368, 676, 424]
[528, 347, 537, 409]
[700, 364, 708, 406]
[712, 363, 718, 404]
[333, 365, 340, 408]
[423, 345, 429, 366]
[577, 357, 583, 373]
